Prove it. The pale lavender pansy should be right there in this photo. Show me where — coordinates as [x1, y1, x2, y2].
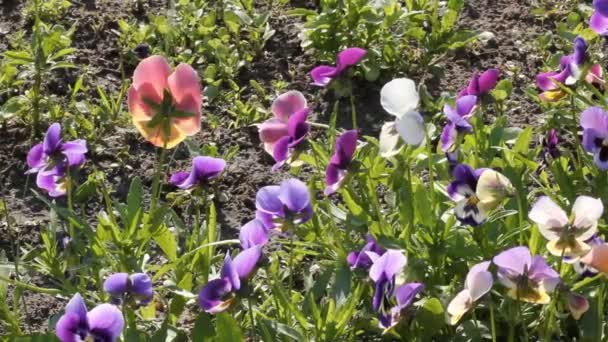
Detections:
[258, 91, 310, 170]
[198, 246, 262, 314]
[255, 178, 312, 230]
[493, 246, 560, 304]
[170, 156, 226, 189]
[55, 293, 124, 342]
[310, 47, 367, 87]
[239, 219, 270, 249]
[103, 272, 154, 306]
[440, 95, 477, 152]
[457, 69, 500, 98]
[529, 196, 603, 258]
[26, 123, 87, 197]
[447, 261, 493, 325]
[581, 107, 608, 169]
[347, 234, 386, 270]
[325, 130, 358, 195]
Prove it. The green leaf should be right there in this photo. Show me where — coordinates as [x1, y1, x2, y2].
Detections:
[153, 226, 178, 261]
[215, 313, 244, 342]
[126, 177, 143, 237]
[192, 312, 214, 342]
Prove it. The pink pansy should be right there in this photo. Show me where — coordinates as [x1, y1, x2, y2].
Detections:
[127, 55, 202, 149]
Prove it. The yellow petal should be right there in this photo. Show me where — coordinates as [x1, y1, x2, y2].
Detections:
[546, 239, 591, 258]
[476, 170, 514, 211]
[507, 287, 551, 304]
[540, 89, 567, 102]
[133, 119, 186, 149]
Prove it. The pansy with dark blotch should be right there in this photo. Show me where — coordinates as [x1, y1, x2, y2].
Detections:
[440, 95, 477, 152]
[169, 156, 226, 189]
[198, 246, 262, 314]
[457, 69, 500, 99]
[55, 293, 124, 342]
[493, 246, 560, 304]
[255, 178, 312, 230]
[310, 47, 367, 87]
[447, 164, 513, 226]
[347, 233, 385, 270]
[258, 91, 310, 171]
[366, 249, 424, 330]
[103, 272, 154, 306]
[325, 130, 358, 196]
[26, 123, 87, 197]
[581, 106, 608, 170]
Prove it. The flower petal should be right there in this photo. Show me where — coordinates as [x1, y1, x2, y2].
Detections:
[239, 219, 269, 249]
[379, 121, 403, 157]
[528, 196, 568, 241]
[595, 0, 608, 17]
[330, 129, 358, 167]
[256, 185, 283, 214]
[26, 143, 45, 170]
[132, 55, 171, 104]
[103, 273, 129, 297]
[168, 63, 202, 136]
[581, 107, 608, 132]
[324, 164, 347, 196]
[394, 282, 424, 309]
[198, 278, 232, 314]
[581, 243, 608, 273]
[259, 119, 289, 145]
[478, 69, 500, 94]
[169, 171, 192, 189]
[568, 293, 589, 320]
[272, 136, 291, 166]
[572, 196, 603, 233]
[132, 119, 186, 149]
[369, 249, 407, 282]
[129, 273, 153, 299]
[493, 246, 532, 276]
[528, 255, 560, 287]
[310, 65, 337, 87]
[380, 78, 419, 118]
[278, 178, 310, 213]
[441, 122, 458, 152]
[271, 91, 307, 121]
[127, 85, 158, 121]
[394, 111, 425, 145]
[233, 246, 262, 280]
[465, 261, 493, 301]
[55, 312, 85, 342]
[87, 303, 125, 342]
[192, 156, 226, 181]
[62, 140, 87, 167]
[455, 95, 478, 117]
[335, 47, 367, 72]
[591, 12, 608, 36]
[43, 123, 62, 154]
[447, 289, 472, 325]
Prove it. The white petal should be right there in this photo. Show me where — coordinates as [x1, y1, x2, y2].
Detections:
[528, 196, 568, 240]
[572, 196, 603, 231]
[466, 270, 493, 301]
[394, 111, 425, 146]
[379, 121, 403, 158]
[380, 78, 419, 118]
[447, 290, 472, 325]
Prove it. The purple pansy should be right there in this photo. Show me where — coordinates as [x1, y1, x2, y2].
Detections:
[440, 95, 477, 152]
[255, 178, 312, 230]
[198, 246, 262, 314]
[493, 246, 560, 304]
[543, 129, 559, 159]
[55, 293, 124, 342]
[457, 69, 500, 98]
[367, 249, 423, 330]
[170, 156, 226, 189]
[26, 123, 87, 197]
[591, 0, 608, 35]
[310, 47, 367, 87]
[347, 234, 386, 270]
[325, 130, 358, 196]
[258, 91, 310, 171]
[581, 107, 608, 169]
[239, 219, 270, 249]
[103, 272, 154, 306]
[447, 261, 493, 325]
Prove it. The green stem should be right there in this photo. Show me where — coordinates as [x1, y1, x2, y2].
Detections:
[489, 297, 497, 342]
[597, 281, 606, 342]
[150, 147, 168, 211]
[31, 0, 42, 136]
[0, 275, 61, 295]
[349, 92, 357, 130]
[248, 296, 256, 338]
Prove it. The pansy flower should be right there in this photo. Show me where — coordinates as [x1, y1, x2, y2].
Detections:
[567, 292, 590, 320]
[447, 164, 513, 226]
[255, 178, 312, 230]
[529, 196, 603, 258]
[103, 272, 154, 306]
[581, 107, 608, 169]
[258, 91, 310, 170]
[127, 55, 202, 149]
[325, 130, 358, 195]
[26, 123, 87, 197]
[378, 78, 426, 156]
[447, 261, 493, 325]
[572, 235, 604, 276]
[55, 293, 124, 342]
[591, 0, 608, 35]
[347, 234, 386, 270]
[310, 47, 367, 87]
[457, 69, 500, 98]
[493, 246, 560, 304]
[440, 95, 478, 152]
[169, 156, 226, 189]
[199, 246, 262, 314]
[536, 37, 603, 102]
[367, 250, 423, 330]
